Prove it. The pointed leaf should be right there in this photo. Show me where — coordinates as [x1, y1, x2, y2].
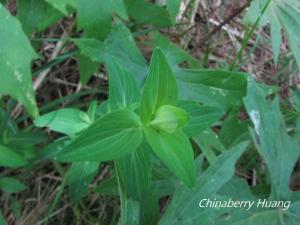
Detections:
[148, 32, 200, 69]
[140, 48, 178, 124]
[77, 54, 99, 84]
[193, 129, 226, 163]
[270, 13, 282, 65]
[35, 108, 91, 136]
[57, 109, 143, 162]
[144, 127, 196, 187]
[106, 55, 140, 110]
[150, 105, 189, 133]
[74, 20, 148, 84]
[0, 5, 38, 117]
[244, 77, 300, 200]
[77, 0, 127, 40]
[158, 142, 249, 225]
[179, 100, 224, 137]
[119, 196, 140, 225]
[44, 0, 76, 15]
[166, 0, 181, 24]
[0, 145, 27, 168]
[68, 162, 99, 201]
[147, 33, 247, 108]
[218, 199, 300, 225]
[219, 111, 250, 148]
[124, 0, 172, 27]
[176, 69, 247, 109]
[17, 0, 64, 34]
[0, 177, 27, 193]
[116, 142, 152, 201]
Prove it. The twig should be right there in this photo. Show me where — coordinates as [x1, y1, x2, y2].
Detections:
[33, 32, 67, 91]
[35, 203, 72, 225]
[199, 0, 252, 45]
[51, 77, 89, 90]
[207, 18, 245, 40]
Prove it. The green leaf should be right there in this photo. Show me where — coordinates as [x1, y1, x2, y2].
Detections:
[106, 55, 140, 110]
[139, 173, 181, 225]
[158, 142, 249, 225]
[44, 0, 76, 15]
[140, 196, 160, 225]
[223, 210, 297, 225]
[193, 128, 226, 163]
[244, 77, 300, 200]
[0, 145, 27, 168]
[147, 32, 201, 69]
[116, 142, 152, 201]
[77, 0, 127, 40]
[7, 131, 47, 149]
[94, 175, 119, 196]
[217, 198, 300, 225]
[77, 54, 99, 84]
[124, 0, 172, 27]
[147, 32, 247, 109]
[140, 48, 178, 124]
[74, 20, 148, 85]
[0, 108, 17, 137]
[17, 0, 64, 35]
[270, 13, 282, 65]
[176, 69, 247, 109]
[166, 0, 181, 24]
[116, 155, 141, 225]
[34, 108, 91, 136]
[144, 127, 196, 187]
[87, 100, 97, 122]
[68, 162, 99, 201]
[179, 100, 224, 137]
[119, 196, 140, 225]
[57, 109, 143, 162]
[219, 111, 250, 148]
[76, 0, 123, 83]
[0, 5, 39, 118]
[0, 177, 27, 193]
[36, 139, 66, 161]
[245, 0, 300, 69]
[150, 105, 189, 133]
[96, 100, 112, 117]
[177, 69, 247, 91]
[212, 178, 261, 225]
[76, 0, 127, 83]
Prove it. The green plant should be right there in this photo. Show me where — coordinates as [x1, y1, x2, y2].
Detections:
[1, 0, 300, 224]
